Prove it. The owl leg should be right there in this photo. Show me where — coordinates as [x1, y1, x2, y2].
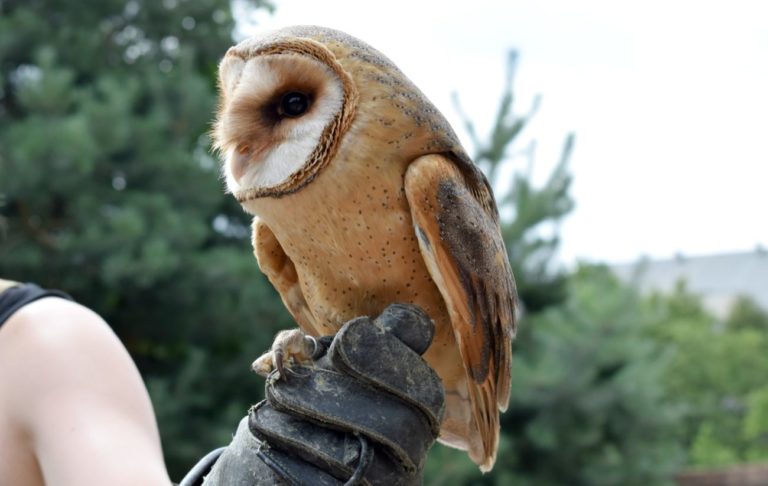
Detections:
[252, 329, 317, 382]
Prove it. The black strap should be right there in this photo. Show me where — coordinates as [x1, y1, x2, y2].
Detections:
[177, 447, 227, 486]
[0, 283, 72, 329]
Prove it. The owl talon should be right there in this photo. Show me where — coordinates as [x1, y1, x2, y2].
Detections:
[285, 366, 311, 379]
[252, 329, 317, 382]
[274, 349, 287, 382]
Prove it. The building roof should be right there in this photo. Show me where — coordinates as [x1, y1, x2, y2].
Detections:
[611, 249, 768, 317]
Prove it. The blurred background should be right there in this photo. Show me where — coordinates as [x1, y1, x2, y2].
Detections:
[1, 0, 767, 484]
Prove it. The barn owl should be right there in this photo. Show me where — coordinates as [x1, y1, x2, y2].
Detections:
[213, 26, 517, 472]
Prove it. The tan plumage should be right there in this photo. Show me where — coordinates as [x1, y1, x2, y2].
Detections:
[213, 25, 517, 471]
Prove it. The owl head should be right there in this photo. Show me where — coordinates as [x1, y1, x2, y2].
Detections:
[213, 26, 469, 204]
[213, 27, 362, 201]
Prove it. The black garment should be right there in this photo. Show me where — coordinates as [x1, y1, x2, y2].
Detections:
[0, 283, 72, 329]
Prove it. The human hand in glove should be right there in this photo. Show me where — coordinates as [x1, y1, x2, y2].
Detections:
[186, 303, 445, 486]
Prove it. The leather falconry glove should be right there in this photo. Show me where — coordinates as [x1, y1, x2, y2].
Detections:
[196, 303, 445, 486]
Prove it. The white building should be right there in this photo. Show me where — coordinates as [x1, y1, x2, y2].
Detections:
[611, 249, 768, 317]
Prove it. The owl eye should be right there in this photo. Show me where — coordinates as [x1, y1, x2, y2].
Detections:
[278, 92, 310, 118]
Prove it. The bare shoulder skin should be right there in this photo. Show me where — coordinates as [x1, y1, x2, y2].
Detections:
[0, 297, 171, 486]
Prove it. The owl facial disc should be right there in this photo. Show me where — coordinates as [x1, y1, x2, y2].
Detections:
[215, 53, 345, 196]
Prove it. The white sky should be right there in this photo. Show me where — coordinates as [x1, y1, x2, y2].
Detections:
[239, 0, 768, 264]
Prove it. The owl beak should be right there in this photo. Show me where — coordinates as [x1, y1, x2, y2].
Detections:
[230, 142, 272, 184]
[230, 145, 253, 183]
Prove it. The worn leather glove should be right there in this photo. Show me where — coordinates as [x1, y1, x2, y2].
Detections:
[198, 303, 445, 486]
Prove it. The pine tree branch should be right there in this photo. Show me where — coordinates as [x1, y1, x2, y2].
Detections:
[17, 200, 56, 250]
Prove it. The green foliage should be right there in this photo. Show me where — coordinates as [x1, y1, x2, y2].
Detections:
[647, 284, 768, 469]
[726, 295, 768, 332]
[690, 423, 738, 467]
[425, 56, 684, 484]
[507, 266, 682, 485]
[743, 385, 768, 461]
[0, 0, 279, 478]
[425, 267, 684, 485]
[453, 52, 573, 314]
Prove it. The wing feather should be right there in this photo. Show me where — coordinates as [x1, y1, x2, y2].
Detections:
[405, 154, 516, 471]
[252, 219, 321, 336]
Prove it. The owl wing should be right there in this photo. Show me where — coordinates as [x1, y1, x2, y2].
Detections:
[252, 219, 322, 336]
[404, 154, 516, 471]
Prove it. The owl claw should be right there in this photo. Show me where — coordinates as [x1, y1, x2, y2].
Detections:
[252, 329, 317, 382]
[274, 349, 287, 382]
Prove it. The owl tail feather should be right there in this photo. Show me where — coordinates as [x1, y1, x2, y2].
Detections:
[436, 374, 500, 472]
[466, 376, 500, 472]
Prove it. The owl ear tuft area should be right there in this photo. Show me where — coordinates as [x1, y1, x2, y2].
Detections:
[218, 55, 246, 101]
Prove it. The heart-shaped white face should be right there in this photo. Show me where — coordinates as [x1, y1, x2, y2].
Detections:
[214, 52, 344, 195]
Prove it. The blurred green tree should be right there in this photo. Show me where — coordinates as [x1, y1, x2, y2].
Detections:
[426, 266, 685, 485]
[726, 295, 768, 333]
[502, 265, 684, 485]
[648, 285, 768, 469]
[743, 385, 768, 462]
[0, 0, 282, 478]
[424, 54, 684, 484]
[452, 51, 573, 314]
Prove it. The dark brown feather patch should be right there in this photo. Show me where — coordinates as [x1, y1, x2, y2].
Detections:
[405, 153, 517, 469]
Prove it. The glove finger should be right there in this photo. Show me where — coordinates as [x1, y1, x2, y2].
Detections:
[329, 316, 444, 434]
[372, 303, 434, 355]
[266, 366, 433, 473]
[249, 401, 414, 486]
[201, 417, 339, 486]
[256, 446, 345, 486]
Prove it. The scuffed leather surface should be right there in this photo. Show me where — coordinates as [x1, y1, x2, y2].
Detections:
[203, 304, 444, 485]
